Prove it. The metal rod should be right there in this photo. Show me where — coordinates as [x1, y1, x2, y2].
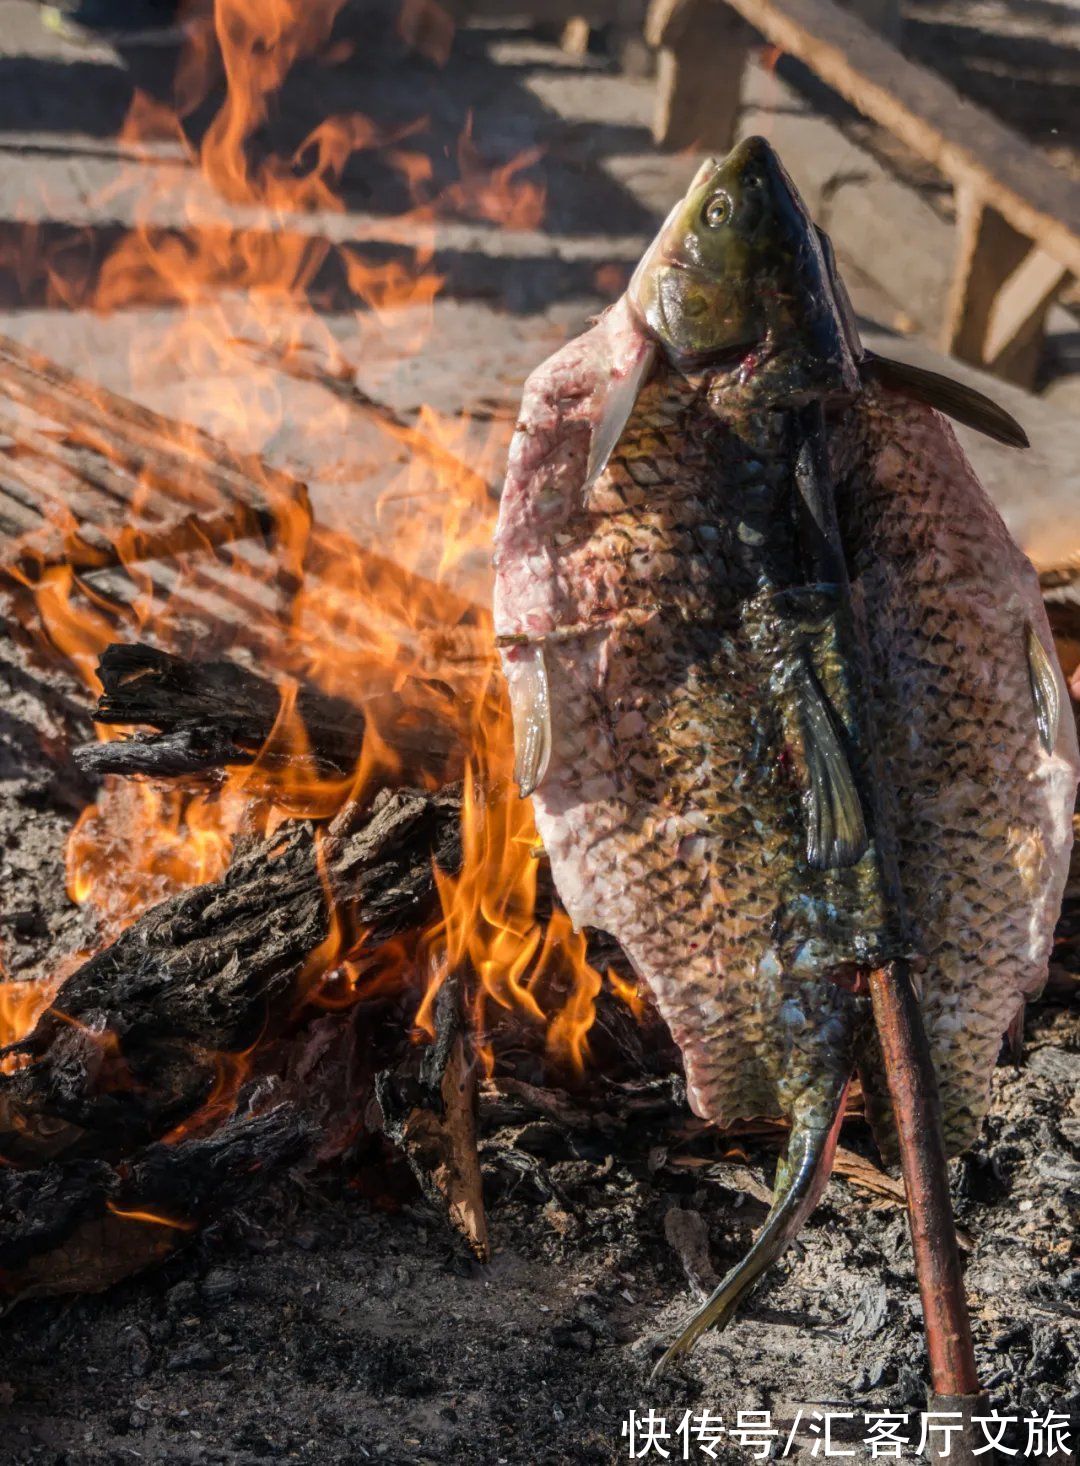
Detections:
[868, 959, 981, 1398]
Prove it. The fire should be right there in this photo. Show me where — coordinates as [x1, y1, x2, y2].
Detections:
[11, 0, 611, 1142]
[0, 947, 61, 1074]
[106, 1201, 197, 1232]
[66, 782, 245, 931]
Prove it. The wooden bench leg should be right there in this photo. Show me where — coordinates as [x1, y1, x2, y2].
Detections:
[984, 246, 1070, 385]
[647, 0, 752, 153]
[943, 184, 1067, 390]
[560, 17, 593, 55]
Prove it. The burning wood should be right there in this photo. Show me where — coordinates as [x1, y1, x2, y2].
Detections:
[0, 1106, 310, 1300]
[73, 643, 456, 784]
[0, 786, 462, 1167]
[0, 252, 613, 1300]
[376, 969, 490, 1260]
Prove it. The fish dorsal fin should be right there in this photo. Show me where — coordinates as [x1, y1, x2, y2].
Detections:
[794, 658, 868, 870]
[584, 340, 657, 491]
[861, 352, 1029, 449]
[1025, 624, 1061, 755]
[507, 642, 552, 798]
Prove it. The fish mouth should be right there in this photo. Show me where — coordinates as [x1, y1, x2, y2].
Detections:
[653, 252, 705, 278]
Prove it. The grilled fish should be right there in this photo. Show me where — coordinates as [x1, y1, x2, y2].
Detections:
[493, 138, 1079, 1367]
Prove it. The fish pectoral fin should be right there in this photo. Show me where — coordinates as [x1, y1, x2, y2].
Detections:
[861, 352, 1028, 449]
[507, 643, 552, 798]
[1025, 623, 1061, 755]
[584, 340, 657, 490]
[795, 663, 868, 870]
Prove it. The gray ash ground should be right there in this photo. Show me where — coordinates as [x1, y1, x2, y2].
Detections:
[1, 636, 1079, 1465]
[0, 1008, 1076, 1465]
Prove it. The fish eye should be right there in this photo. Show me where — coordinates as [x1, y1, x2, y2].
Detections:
[702, 192, 731, 228]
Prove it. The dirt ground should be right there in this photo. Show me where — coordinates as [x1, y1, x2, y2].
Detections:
[1, 493, 1078, 1466]
[0, 2, 1078, 1463]
[0, 658, 1078, 1466]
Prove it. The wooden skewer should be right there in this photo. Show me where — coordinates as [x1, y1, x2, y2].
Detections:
[869, 963, 981, 1393]
[793, 403, 985, 1424]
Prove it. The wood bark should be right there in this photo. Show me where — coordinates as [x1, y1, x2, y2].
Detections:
[376, 969, 490, 1260]
[0, 1105, 311, 1300]
[72, 643, 456, 783]
[0, 786, 462, 1166]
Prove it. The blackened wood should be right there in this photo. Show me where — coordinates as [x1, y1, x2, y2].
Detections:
[0, 786, 462, 1165]
[72, 642, 455, 781]
[375, 969, 489, 1259]
[75, 725, 263, 780]
[0, 1105, 310, 1299]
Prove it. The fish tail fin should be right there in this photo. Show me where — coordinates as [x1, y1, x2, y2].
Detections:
[650, 1080, 850, 1380]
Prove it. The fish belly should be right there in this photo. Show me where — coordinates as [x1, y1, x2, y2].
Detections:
[839, 389, 1079, 1156]
[522, 370, 874, 1129]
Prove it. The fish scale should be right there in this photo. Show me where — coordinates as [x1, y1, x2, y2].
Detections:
[506, 352, 883, 1135]
[838, 389, 1076, 1157]
[495, 137, 1078, 1361]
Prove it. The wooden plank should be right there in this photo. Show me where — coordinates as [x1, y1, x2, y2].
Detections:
[985, 248, 1070, 375]
[717, 0, 1080, 277]
[0, 334, 304, 521]
[648, 0, 751, 151]
[942, 184, 1033, 369]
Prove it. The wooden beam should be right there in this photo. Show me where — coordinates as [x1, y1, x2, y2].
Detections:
[943, 184, 1033, 370]
[984, 247, 1070, 380]
[647, 0, 752, 151]
[717, 0, 1080, 279]
[942, 185, 1069, 388]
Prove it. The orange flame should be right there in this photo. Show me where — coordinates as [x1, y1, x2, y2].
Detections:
[0, 946, 61, 1074]
[106, 1201, 197, 1232]
[12, 0, 612, 1159]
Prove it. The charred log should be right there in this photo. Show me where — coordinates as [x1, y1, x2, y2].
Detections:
[0, 1105, 310, 1299]
[72, 643, 455, 782]
[375, 969, 489, 1260]
[0, 786, 462, 1165]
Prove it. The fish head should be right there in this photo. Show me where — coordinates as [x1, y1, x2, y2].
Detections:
[628, 136, 860, 397]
